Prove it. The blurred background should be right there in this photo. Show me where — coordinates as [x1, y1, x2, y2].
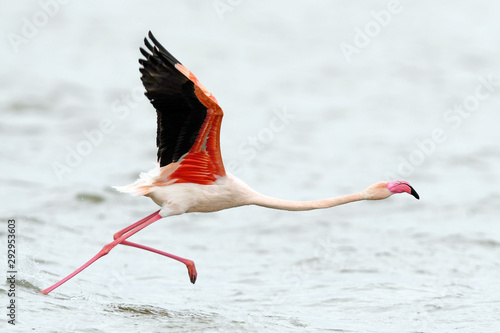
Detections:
[1, 1, 499, 332]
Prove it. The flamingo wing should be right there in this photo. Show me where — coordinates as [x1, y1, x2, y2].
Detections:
[139, 31, 225, 185]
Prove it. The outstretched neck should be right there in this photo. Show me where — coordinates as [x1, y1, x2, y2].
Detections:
[249, 192, 364, 211]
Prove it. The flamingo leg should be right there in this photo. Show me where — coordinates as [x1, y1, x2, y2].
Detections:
[113, 210, 160, 240]
[112, 210, 197, 283]
[40, 211, 163, 295]
[119, 240, 197, 284]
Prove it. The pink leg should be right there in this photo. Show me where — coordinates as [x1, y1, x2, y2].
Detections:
[113, 209, 196, 282]
[113, 210, 160, 240]
[40, 212, 163, 295]
[119, 240, 197, 283]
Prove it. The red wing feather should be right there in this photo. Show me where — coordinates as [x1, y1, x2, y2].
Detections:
[140, 32, 226, 185]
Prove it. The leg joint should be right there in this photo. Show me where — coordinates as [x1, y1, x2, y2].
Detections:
[101, 243, 114, 256]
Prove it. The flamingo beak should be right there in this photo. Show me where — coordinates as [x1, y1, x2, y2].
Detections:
[408, 185, 420, 200]
[387, 181, 420, 200]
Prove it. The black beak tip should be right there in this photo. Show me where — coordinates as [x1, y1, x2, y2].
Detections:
[410, 187, 420, 200]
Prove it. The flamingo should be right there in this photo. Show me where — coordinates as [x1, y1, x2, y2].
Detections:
[40, 31, 419, 295]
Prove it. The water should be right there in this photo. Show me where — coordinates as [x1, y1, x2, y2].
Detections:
[1, 1, 500, 332]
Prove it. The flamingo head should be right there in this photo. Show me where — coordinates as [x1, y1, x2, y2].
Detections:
[362, 181, 419, 200]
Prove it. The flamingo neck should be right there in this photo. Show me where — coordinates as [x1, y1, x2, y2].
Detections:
[249, 192, 364, 211]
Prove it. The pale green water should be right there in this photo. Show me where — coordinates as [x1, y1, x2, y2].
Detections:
[1, 1, 500, 332]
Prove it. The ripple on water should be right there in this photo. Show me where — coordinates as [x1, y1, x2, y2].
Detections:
[441, 234, 500, 248]
[107, 304, 253, 331]
[75, 193, 106, 204]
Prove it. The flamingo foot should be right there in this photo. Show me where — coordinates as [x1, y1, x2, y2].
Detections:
[117, 240, 197, 284]
[186, 260, 197, 284]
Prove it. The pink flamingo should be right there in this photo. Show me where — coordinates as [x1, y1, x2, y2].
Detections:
[40, 32, 419, 295]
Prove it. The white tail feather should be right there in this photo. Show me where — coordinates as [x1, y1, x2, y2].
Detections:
[113, 164, 162, 196]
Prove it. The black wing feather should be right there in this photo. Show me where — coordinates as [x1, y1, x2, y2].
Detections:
[140, 31, 207, 166]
